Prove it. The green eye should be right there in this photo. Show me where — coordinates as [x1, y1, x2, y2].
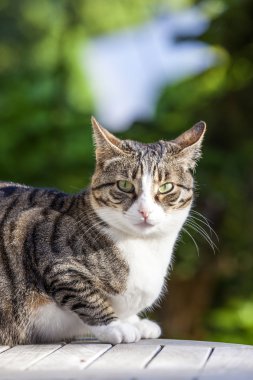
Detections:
[158, 182, 174, 194]
[117, 180, 135, 193]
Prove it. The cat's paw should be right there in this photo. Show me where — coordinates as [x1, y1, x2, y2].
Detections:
[89, 321, 141, 344]
[135, 318, 161, 339]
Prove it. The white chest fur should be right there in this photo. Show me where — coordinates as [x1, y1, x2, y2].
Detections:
[97, 206, 190, 321]
[109, 236, 175, 319]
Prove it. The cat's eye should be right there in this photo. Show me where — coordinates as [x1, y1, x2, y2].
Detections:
[117, 180, 135, 193]
[158, 182, 174, 194]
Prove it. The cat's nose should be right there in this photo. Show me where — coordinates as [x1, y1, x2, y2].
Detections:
[139, 209, 149, 221]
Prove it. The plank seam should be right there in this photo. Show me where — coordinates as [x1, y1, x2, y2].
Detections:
[206, 347, 215, 364]
[84, 344, 113, 369]
[194, 347, 214, 380]
[25, 344, 66, 370]
[144, 345, 163, 369]
[0, 347, 12, 355]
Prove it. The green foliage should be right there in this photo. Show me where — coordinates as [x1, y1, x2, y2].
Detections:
[0, 0, 253, 343]
[207, 298, 253, 344]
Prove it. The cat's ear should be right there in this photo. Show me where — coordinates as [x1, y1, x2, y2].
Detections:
[172, 121, 207, 170]
[91, 116, 124, 159]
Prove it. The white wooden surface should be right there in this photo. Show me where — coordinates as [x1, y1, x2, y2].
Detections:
[0, 344, 62, 370]
[200, 347, 253, 380]
[89, 343, 161, 370]
[0, 339, 252, 380]
[31, 343, 111, 371]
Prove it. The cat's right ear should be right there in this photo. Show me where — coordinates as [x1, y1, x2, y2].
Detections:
[91, 117, 124, 160]
[171, 121, 207, 170]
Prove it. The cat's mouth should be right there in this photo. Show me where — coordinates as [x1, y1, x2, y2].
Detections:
[134, 221, 155, 229]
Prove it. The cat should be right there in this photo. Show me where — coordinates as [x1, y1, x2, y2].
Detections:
[0, 117, 206, 345]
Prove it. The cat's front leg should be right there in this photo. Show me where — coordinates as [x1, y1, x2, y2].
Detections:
[124, 315, 161, 339]
[45, 263, 141, 344]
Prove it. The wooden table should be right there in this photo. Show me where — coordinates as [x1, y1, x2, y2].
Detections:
[0, 338, 252, 379]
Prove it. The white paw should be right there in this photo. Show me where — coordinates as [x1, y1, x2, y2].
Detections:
[89, 321, 141, 344]
[135, 318, 161, 339]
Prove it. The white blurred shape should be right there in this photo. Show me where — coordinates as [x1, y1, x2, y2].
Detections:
[83, 7, 216, 131]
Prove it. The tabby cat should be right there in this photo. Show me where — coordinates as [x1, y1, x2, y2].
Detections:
[0, 117, 206, 345]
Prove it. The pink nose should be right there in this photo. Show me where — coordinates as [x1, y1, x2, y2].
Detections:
[139, 209, 149, 220]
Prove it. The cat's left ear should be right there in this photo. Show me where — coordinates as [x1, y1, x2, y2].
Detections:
[172, 121, 207, 170]
[91, 116, 124, 160]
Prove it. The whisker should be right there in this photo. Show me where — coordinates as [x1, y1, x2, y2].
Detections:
[182, 227, 200, 256]
[190, 214, 219, 242]
[191, 210, 213, 227]
[185, 218, 218, 254]
[187, 223, 216, 251]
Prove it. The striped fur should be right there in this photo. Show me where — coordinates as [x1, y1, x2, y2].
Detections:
[0, 118, 206, 345]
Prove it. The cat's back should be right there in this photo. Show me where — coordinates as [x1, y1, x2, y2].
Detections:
[0, 181, 70, 216]
[0, 182, 33, 220]
[0, 182, 75, 250]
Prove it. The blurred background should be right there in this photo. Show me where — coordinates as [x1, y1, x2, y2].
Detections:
[1, 0, 253, 344]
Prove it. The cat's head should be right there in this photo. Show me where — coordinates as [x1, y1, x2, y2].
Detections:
[90, 117, 206, 238]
